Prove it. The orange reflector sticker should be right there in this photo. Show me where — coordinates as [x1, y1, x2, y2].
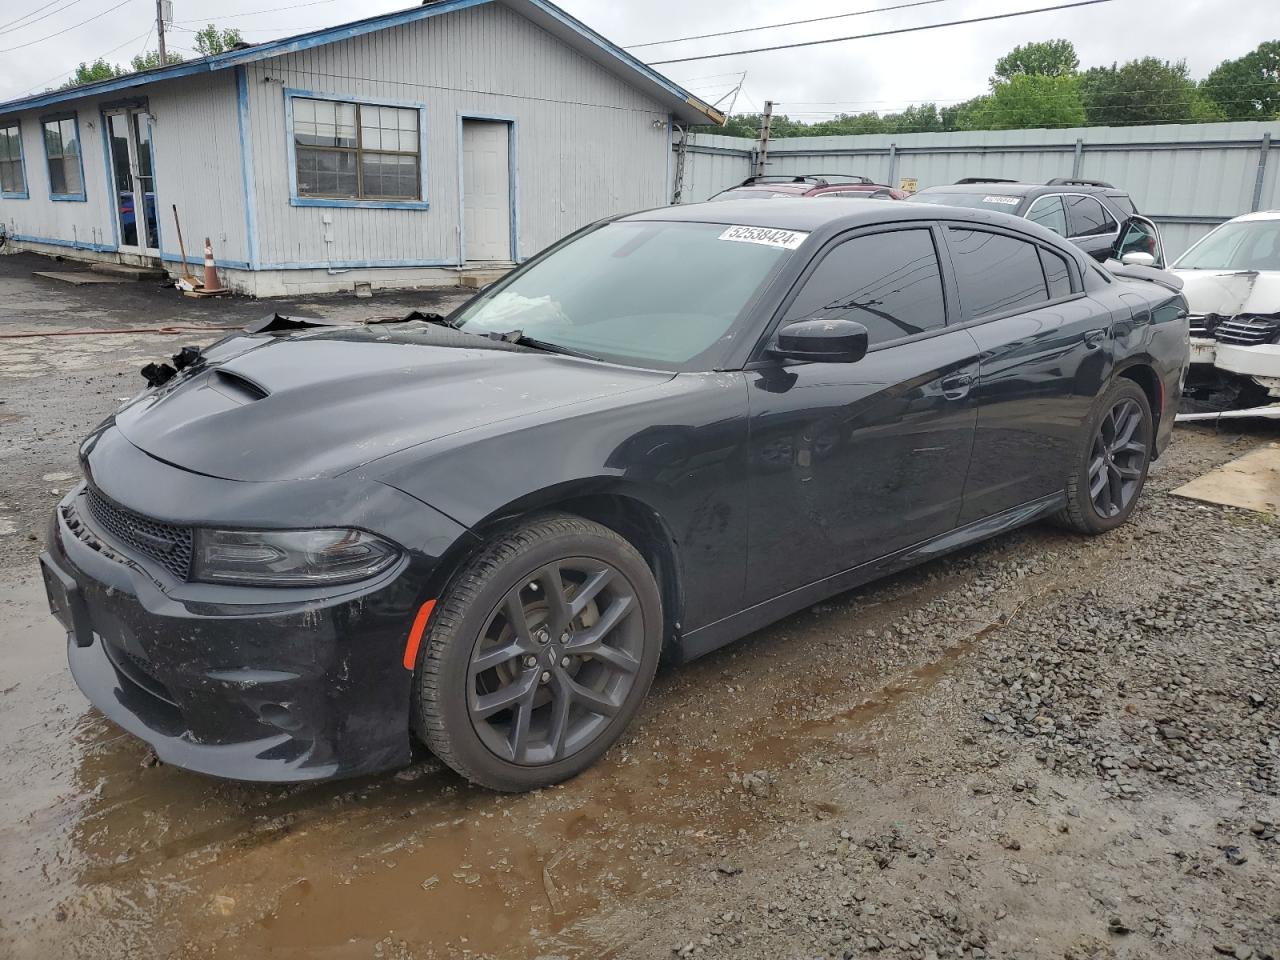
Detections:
[403, 599, 437, 670]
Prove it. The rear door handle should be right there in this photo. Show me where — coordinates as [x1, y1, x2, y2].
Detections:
[1084, 328, 1107, 348]
[940, 372, 974, 400]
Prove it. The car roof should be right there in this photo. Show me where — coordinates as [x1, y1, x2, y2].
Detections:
[916, 181, 1119, 198]
[623, 197, 1056, 237]
[720, 183, 814, 195]
[1227, 209, 1280, 222]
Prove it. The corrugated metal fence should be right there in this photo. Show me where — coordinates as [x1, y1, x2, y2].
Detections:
[671, 121, 1280, 258]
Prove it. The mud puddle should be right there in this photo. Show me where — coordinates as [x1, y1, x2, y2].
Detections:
[0, 556, 1001, 959]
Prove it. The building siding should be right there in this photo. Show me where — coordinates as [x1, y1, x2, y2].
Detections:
[0, 73, 248, 265]
[243, 1, 671, 272]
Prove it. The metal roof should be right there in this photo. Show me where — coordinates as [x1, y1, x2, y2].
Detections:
[0, 0, 725, 126]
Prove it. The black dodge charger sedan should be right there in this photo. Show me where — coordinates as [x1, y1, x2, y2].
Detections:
[42, 199, 1189, 791]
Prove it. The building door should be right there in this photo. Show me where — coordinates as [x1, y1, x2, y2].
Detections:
[106, 108, 159, 256]
[461, 119, 512, 262]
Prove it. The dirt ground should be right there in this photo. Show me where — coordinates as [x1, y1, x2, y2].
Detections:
[0, 251, 1277, 960]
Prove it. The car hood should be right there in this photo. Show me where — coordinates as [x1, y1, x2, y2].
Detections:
[1172, 269, 1280, 317]
[113, 330, 673, 482]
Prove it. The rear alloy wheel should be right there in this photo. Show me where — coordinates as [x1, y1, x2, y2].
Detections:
[1056, 378, 1153, 535]
[412, 514, 661, 791]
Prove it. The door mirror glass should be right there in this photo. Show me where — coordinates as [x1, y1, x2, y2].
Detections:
[1113, 215, 1164, 268]
[773, 318, 869, 363]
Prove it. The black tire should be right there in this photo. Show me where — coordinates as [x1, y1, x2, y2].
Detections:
[411, 513, 662, 792]
[1056, 378, 1154, 535]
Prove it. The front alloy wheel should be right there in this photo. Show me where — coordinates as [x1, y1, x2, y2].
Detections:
[412, 514, 662, 791]
[467, 558, 644, 765]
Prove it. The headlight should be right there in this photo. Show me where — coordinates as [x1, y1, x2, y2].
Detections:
[192, 528, 400, 586]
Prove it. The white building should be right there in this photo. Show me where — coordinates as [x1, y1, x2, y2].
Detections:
[0, 0, 723, 296]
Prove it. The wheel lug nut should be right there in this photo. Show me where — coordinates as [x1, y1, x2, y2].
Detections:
[540, 670, 551, 683]
[536, 630, 549, 644]
[559, 632, 570, 643]
[560, 656, 570, 668]
[524, 655, 538, 668]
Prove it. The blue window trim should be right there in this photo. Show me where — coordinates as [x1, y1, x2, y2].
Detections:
[456, 112, 519, 265]
[40, 110, 87, 202]
[284, 87, 429, 210]
[0, 118, 29, 199]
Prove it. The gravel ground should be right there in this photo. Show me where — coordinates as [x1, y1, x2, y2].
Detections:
[0, 250, 1277, 960]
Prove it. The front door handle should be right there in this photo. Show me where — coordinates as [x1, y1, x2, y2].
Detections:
[940, 372, 974, 400]
[1084, 328, 1107, 349]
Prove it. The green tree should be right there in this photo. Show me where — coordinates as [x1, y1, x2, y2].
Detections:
[884, 102, 944, 133]
[1201, 40, 1280, 120]
[129, 50, 184, 72]
[941, 95, 991, 131]
[961, 74, 1086, 130]
[60, 58, 124, 89]
[194, 24, 246, 57]
[1080, 57, 1202, 125]
[993, 39, 1079, 81]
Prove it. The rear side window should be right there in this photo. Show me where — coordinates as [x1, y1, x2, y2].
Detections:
[1065, 195, 1115, 237]
[947, 228, 1049, 319]
[783, 228, 946, 345]
[1108, 194, 1137, 216]
[1040, 247, 1073, 299]
[1026, 195, 1067, 236]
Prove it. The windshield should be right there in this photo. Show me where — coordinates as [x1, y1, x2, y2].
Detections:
[907, 191, 1025, 213]
[1174, 219, 1280, 271]
[451, 220, 802, 370]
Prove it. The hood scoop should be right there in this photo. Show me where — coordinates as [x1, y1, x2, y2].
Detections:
[209, 368, 270, 402]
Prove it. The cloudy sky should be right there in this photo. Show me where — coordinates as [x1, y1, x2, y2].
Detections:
[0, 0, 1263, 114]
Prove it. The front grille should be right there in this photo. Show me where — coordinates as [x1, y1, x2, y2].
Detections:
[84, 486, 193, 580]
[1188, 314, 1209, 336]
[1215, 316, 1280, 347]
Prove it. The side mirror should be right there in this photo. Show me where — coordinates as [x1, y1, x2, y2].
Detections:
[772, 318, 869, 363]
[1113, 215, 1164, 268]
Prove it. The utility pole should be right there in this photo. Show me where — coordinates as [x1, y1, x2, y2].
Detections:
[156, 0, 169, 65]
[754, 100, 773, 178]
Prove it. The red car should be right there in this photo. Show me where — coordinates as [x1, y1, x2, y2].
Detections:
[708, 174, 907, 202]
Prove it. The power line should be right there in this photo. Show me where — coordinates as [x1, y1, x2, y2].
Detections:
[648, 0, 1121, 66]
[0, 0, 92, 36]
[21, 25, 150, 93]
[172, 0, 340, 24]
[0, 0, 137, 53]
[626, 0, 957, 50]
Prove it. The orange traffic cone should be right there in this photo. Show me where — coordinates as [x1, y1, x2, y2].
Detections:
[200, 237, 228, 296]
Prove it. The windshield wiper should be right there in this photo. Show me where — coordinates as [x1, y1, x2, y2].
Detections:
[486, 329, 600, 361]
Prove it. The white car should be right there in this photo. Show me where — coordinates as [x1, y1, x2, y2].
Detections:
[1171, 210, 1280, 418]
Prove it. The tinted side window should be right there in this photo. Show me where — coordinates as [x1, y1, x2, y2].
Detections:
[1040, 247, 1073, 298]
[1108, 194, 1137, 216]
[1026, 195, 1067, 236]
[1066, 195, 1115, 237]
[783, 229, 946, 345]
[947, 228, 1049, 319]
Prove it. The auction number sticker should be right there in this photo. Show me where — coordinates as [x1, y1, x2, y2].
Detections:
[983, 195, 1020, 205]
[718, 225, 809, 250]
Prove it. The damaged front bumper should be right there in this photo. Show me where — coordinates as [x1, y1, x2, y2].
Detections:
[42, 474, 469, 782]
[1181, 338, 1280, 422]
